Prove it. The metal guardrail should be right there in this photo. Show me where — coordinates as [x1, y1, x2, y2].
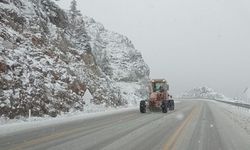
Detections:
[216, 100, 250, 109]
[176, 98, 250, 109]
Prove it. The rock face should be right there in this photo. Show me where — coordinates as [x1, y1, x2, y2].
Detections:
[0, 0, 150, 118]
[180, 87, 227, 100]
[83, 17, 150, 105]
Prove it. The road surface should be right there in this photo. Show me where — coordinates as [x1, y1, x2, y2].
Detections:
[0, 100, 250, 150]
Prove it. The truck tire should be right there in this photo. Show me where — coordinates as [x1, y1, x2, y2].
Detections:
[169, 100, 175, 110]
[161, 100, 168, 113]
[140, 100, 146, 113]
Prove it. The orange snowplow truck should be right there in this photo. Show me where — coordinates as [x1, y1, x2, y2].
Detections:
[140, 79, 174, 113]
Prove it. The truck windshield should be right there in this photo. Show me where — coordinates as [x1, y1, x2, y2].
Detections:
[152, 82, 165, 92]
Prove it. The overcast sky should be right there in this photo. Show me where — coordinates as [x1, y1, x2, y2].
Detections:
[56, 0, 250, 97]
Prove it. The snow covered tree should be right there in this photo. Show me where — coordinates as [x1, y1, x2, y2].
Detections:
[70, 0, 81, 20]
[68, 0, 91, 52]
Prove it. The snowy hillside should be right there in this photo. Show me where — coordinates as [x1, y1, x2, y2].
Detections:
[83, 16, 150, 106]
[179, 87, 228, 100]
[246, 89, 250, 104]
[0, 0, 149, 119]
[237, 88, 250, 104]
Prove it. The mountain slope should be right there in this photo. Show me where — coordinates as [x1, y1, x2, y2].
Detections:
[0, 0, 149, 118]
[83, 16, 150, 105]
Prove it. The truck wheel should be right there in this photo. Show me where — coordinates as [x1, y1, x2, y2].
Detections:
[162, 100, 168, 113]
[169, 100, 175, 110]
[140, 100, 146, 113]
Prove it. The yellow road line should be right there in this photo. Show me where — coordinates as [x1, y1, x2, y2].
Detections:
[163, 105, 199, 150]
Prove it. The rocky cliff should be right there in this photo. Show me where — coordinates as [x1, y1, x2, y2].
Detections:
[0, 0, 150, 118]
[83, 16, 150, 106]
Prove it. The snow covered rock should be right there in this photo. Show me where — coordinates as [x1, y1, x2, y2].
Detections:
[180, 86, 227, 100]
[0, 0, 150, 118]
[83, 16, 150, 105]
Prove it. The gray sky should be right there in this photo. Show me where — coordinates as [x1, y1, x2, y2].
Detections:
[56, 0, 250, 97]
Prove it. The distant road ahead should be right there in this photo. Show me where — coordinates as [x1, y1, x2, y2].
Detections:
[1, 100, 250, 150]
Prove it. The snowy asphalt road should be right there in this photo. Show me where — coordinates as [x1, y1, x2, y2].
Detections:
[1, 100, 250, 150]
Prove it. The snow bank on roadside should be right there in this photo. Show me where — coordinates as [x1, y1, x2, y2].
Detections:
[212, 100, 250, 134]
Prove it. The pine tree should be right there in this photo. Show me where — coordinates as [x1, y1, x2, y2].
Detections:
[68, 0, 91, 52]
[70, 0, 81, 19]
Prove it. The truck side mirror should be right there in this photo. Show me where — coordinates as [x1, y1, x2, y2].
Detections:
[166, 84, 169, 91]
